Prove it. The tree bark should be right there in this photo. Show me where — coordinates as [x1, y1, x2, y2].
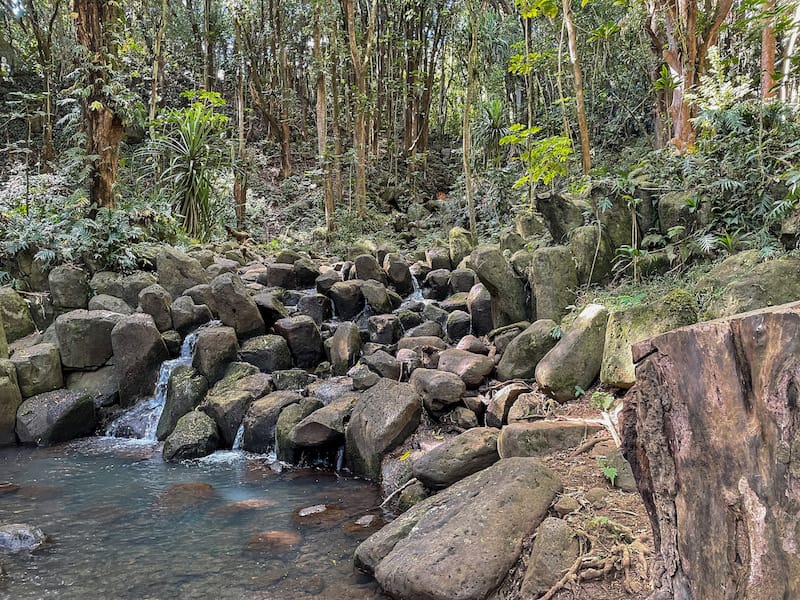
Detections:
[761, 0, 777, 100]
[622, 302, 800, 600]
[562, 0, 590, 174]
[462, 0, 483, 241]
[313, 3, 335, 234]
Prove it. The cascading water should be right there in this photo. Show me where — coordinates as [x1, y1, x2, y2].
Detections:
[105, 324, 213, 441]
[409, 274, 424, 301]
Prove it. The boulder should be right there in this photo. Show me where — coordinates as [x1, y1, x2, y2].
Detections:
[10, 343, 62, 397]
[275, 397, 324, 462]
[192, 326, 239, 384]
[296, 293, 332, 325]
[241, 391, 302, 452]
[466, 283, 493, 336]
[498, 420, 604, 457]
[345, 378, 422, 480]
[500, 230, 526, 254]
[535, 193, 588, 242]
[65, 366, 119, 407]
[412, 427, 500, 489]
[48, 266, 89, 309]
[87, 294, 133, 315]
[330, 322, 361, 376]
[445, 310, 471, 342]
[184, 283, 219, 317]
[89, 271, 124, 299]
[290, 394, 358, 448]
[409, 368, 466, 414]
[354, 254, 387, 284]
[535, 304, 608, 402]
[362, 350, 400, 380]
[520, 517, 581, 598]
[0, 359, 23, 445]
[449, 268, 476, 294]
[119, 271, 158, 307]
[424, 269, 451, 301]
[293, 258, 320, 288]
[396, 336, 447, 352]
[328, 280, 365, 320]
[601, 289, 698, 388]
[514, 208, 548, 238]
[405, 320, 442, 339]
[485, 382, 529, 428]
[211, 273, 265, 339]
[355, 458, 562, 599]
[529, 246, 577, 323]
[496, 319, 558, 381]
[15, 389, 95, 445]
[156, 247, 209, 299]
[155, 366, 209, 440]
[0, 319, 7, 360]
[0, 287, 35, 343]
[169, 296, 213, 335]
[368, 314, 402, 345]
[382, 253, 413, 296]
[273, 368, 314, 391]
[658, 190, 701, 232]
[253, 290, 289, 328]
[437, 349, 494, 388]
[55, 310, 123, 369]
[470, 246, 527, 327]
[162, 411, 219, 462]
[426, 247, 451, 271]
[273, 316, 324, 369]
[448, 227, 473, 268]
[362, 280, 393, 314]
[200, 389, 253, 447]
[137, 284, 173, 332]
[239, 334, 292, 373]
[569, 225, 613, 285]
[315, 269, 342, 295]
[265, 262, 297, 289]
[349, 364, 380, 390]
[111, 314, 170, 406]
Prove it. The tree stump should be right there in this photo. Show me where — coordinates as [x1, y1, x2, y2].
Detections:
[622, 302, 800, 600]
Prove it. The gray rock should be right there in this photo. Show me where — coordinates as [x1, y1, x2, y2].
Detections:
[87, 294, 133, 315]
[437, 349, 494, 388]
[355, 458, 562, 600]
[448, 227, 473, 268]
[89, 271, 123, 299]
[362, 280, 393, 314]
[405, 320, 442, 339]
[361, 350, 400, 380]
[354, 254, 387, 284]
[241, 391, 302, 453]
[192, 326, 239, 384]
[265, 262, 296, 289]
[273, 316, 324, 369]
[520, 517, 580, 598]
[449, 268, 476, 294]
[0, 319, 7, 360]
[239, 335, 292, 373]
[426, 247, 452, 271]
[0, 360, 22, 445]
[111, 314, 169, 407]
[156, 366, 208, 440]
[485, 383, 529, 428]
[157, 247, 209, 299]
[200, 389, 254, 448]
[0, 288, 35, 343]
[211, 273, 265, 339]
[0, 523, 47, 553]
[368, 314, 402, 345]
[253, 290, 289, 328]
[138, 284, 173, 332]
[170, 296, 213, 335]
[296, 293, 332, 325]
[498, 420, 605, 457]
[119, 272, 158, 308]
[330, 322, 361, 376]
[48, 266, 89, 309]
[349, 364, 380, 390]
[315, 269, 342, 295]
[65, 366, 119, 408]
[293, 258, 320, 288]
[272, 368, 315, 390]
[55, 310, 123, 369]
[383, 253, 413, 296]
[467, 283, 493, 336]
[536, 193, 588, 242]
[529, 246, 577, 323]
[569, 225, 613, 285]
[445, 310, 471, 342]
[275, 397, 324, 462]
[470, 246, 528, 327]
[10, 343, 62, 398]
[162, 411, 219, 462]
[412, 427, 500, 489]
[289, 394, 358, 447]
[328, 280, 365, 320]
[345, 378, 422, 480]
[496, 319, 558, 381]
[16, 389, 95, 446]
[184, 284, 219, 317]
[409, 368, 465, 414]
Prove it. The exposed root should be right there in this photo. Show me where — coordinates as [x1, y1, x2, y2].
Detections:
[569, 432, 611, 457]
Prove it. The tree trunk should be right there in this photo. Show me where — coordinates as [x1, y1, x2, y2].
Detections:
[622, 302, 800, 600]
[203, 0, 215, 91]
[149, 0, 168, 133]
[313, 4, 335, 234]
[761, 0, 777, 100]
[74, 0, 124, 210]
[462, 0, 482, 241]
[562, 0, 590, 174]
[233, 21, 248, 229]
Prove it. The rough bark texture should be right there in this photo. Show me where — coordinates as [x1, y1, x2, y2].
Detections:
[622, 301, 800, 600]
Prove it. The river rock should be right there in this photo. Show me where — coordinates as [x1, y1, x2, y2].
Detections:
[162, 411, 219, 462]
[184, 283, 219, 317]
[536, 193, 588, 242]
[330, 322, 361, 376]
[535, 303, 608, 402]
[368, 315, 402, 345]
[265, 263, 296, 289]
[0, 360, 22, 445]
[112, 314, 170, 406]
[65, 366, 119, 408]
[239, 334, 292, 373]
[156, 366, 209, 440]
[449, 268, 476, 294]
[444, 310, 471, 342]
[529, 246, 577, 322]
[156, 247, 209, 299]
[437, 349, 494, 388]
[328, 280, 365, 320]
[293, 258, 319, 288]
[296, 293, 332, 325]
[345, 378, 422, 480]
[0, 288, 35, 343]
[253, 290, 289, 328]
[211, 273, 265, 339]
[48, 266, 89, 309]
[354, 254, 387, 284]
[362, 281, 393, 314]
[272, 368, 314, 390]
[0, 523, 47, 553]
[396, 336, 447, 352]
[423, 269, 450, 301]
[241, 391, 302, 453]
[192, 326, 239, 384]
[57, 310, 123, 371]
[315, 269, 342, 295]
[275, 397, 324, 462]
[426, 247, 451, 271]
[15, 389, 95, 446]
[10, 343, 62, 397]
[409, 368, 465, 414]
[412, 427, 500, 489]
[496, 319, 558, 381]
[485, 383, 529, 428]
[448, 227, 473, 268]
[200, 389, 254, 448]
[569, 225, 613, 285]
[290, 394, 358, 447]
[169, 296, 212, 335]
[355, 457, 562, 599]
[498, 420, 604, 457]
[138, 284, 173, 332]
[273, 316, 324, 369]
[383, 253, 413, 296]
[119, 271, 158, 307]
[520, 517, 581, 598]
[88, 294, 133, 315]
[89, 271, 123, 298]
[466, 283, 493, 335]
[361, 350, 400, 380]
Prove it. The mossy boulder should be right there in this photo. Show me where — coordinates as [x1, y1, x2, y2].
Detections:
[0, 359, 22, 446]
[569, 225, 613, 285]
[16, 389, 96, 446]
[535, 193, 589, 243]
[163, 411, 220, 462]
[657, 190, 710, 233]
[601, 289, 698, 388]
[275, 397, 324, 462]
[514, 209, 548, 239]
[496, 319, 558, 381]
[470, 246, 528, 327]
[448, 227, 473, 268]
[0, 288, 35, 343]
[156, 366, 209, 441]
[529, 246, 577, 322]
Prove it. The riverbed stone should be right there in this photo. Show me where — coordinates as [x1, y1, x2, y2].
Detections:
[0, 287, 35, 343]
[275, 397, 324, 462]
[496, 319, 558, 381]
[88, 294, 133, 315]
[0, 360, 22, 445]
[200, 389, 254, 448]
[10, 343, 62, 398]
[296, 293, 332, 325]
[444, 310, 471, 342]
[0, 523, 48, 553]
[330, 322, 361, 376]
[448, 227, 473, 268]
[361, 350, 400, 380]
[520, 517, 581, 598]
[156, 366, 209, 441]
[409, 368, 465, 414]
[498, 420, 604, 457]
[169, 296, 212, 335]
[157, 247, 209, 299]
[265, 263, 296, 289]
[55, 310, 123, 369]
[241, 391, 303, 453]
[315, 269, 342, 295]
[535, 303, 608, 402]
[383, 253, 413, 296]
[485, 383, 529, 428]
[48, 265, 89, 309]
[426, 247, 451, 271]
[239, 334, 292, 373]
[273, 316, 324, 369]
[354, 254, 387, 284]
[15, 389, 95, 446]
[345, 378, 422, 481]
[211, 273, 265, 339]
[273, 368, 314, 390]
[119, 272, 158, 307]
[466, 283, 493, 335]
[184, 283, 219, 317]
[65, 366, 119, 408]
[328, 280, 365, 320]
[362, 280, 393, 314]
[437, 349, 494, 388]
[112, 314, 170, 407]
[355, 457, 562, 599]
[138, 284, 173, 332]
[412, 427, 500, 489]
[529, 245, 577, 323]
[192, 326, 239, 384]
[290, 394, 358, 448]
[368, 314, 402, 345]
[162, 411, 220, 462]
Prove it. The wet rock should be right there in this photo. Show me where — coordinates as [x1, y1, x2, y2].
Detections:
[349, 364, 380, 390]
[444, 310, 471, 342]
[498, 420, 604, 457]
[346, 379, 422, 480]
[242, 391, 302, 453]
[275, 397, 324, 462]
[192, 326, 239, 384]
[239, 334, 292, 373]
[156, 366, 209, 441]
[184, 283, 219, 317]
[65, 366, 119, 408]
[529, 246, 577, 323]
[10, 343, 62, 398]
[496, 319, 558, 381]
[290, 394, 358, 448]
[569, 225, 613, 285]
[409, 368, 465, 414]
[253, 290, 289, 328]
[354, 254, 387, 284]
[426, 247, 451, 271]
[437, 349, 494, 388]
[355, 458, 562, 599]
[244, 530, 302, 553]
[0, 360, 23, 445]
[0, 523, 47, 553]
[112, 314, 170, 407]
[448, 227, 473, 268]
[362, 281, 393, 314]
[412, 428, 500, 489]
[16, 389, 95, 446]
[55, 309, 122, 369]
[328, 280, 365, 320]
[361, 350, 400, 380]
[383, 253, 413, 296]
[138, 284, 173, 332]
[368, 314, 402, 345]
[156, 247, 209, 299]
[48, 266, 89, 309]
[0, 288, 35, 343]
[162, 411, 220, 461]
[470, 246, 528, 327]
[440, 292, 469, 313]
[200, 389, 254, 448]
[211, 273, 265, 339]
[296, 294, 332, 325]
[169, 296, 213, 335]
[520, 517, 580, 598]
[162, 330, 182, 356]
[467, 283, 493, 336]
[273, 316, 324, 369]
[330, 322, 361, 376]
[535, 303, 608, 402]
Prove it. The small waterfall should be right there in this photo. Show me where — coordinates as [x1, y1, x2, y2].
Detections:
[105, 325, 207, 441]
[409, 275, 424, 301]
[231, 423, 245, 451]
[335, 445, 346, 472]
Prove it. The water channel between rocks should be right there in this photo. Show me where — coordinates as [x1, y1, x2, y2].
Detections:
[0, 440, 387, 600]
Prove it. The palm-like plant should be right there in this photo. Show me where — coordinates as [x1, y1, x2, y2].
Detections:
[475, 99, 509, 165]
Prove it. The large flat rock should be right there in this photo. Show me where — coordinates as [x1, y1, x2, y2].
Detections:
[355, 457, 561, 600]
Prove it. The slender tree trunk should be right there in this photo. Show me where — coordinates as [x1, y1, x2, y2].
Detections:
[331, 49, 344, 202]
[313, 4, 335, 234]
[562, 0, 591, 174]
[233, 20, 248, 229]
[203, 0, 215, 91]
[149, 0, 168, 133]
[463, 0, 482, 241]
[761, 0, 777, 100]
